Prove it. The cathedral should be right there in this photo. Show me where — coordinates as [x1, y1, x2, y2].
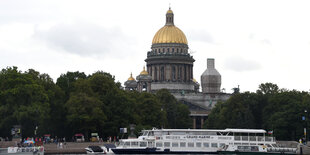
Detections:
[124, 8, 231, 129]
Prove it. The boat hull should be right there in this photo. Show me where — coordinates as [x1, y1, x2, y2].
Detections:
[112, 148, 218, 154]
[218, 151, 296, 155]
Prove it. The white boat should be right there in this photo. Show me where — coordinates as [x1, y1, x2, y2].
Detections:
[85, 145, 114, 154]
[111, 128, 297, 154]
[7, 146, 44, 155]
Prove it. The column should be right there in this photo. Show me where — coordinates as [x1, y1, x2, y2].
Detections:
[193, 117, 196, 129]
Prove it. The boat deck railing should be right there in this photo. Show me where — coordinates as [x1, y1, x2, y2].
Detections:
[234, 136, 275, 142]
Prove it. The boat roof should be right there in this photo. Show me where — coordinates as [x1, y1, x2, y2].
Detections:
[143, 128, 266, 134]
[225, 129, 266, 133]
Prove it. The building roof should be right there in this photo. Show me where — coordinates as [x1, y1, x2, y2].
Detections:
[152, 8, 188, 45]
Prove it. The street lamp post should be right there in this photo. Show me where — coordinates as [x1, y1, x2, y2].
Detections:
[303, 110, 308, 144]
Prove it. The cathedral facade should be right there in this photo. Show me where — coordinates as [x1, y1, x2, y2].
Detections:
[124, 8, 231, 129]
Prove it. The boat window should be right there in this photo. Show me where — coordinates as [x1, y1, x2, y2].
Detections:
[203, 143, 209, 148]
[219, 143, 225, 148]
[180, 142, 186, 147]
[164, 142, 170, 147]
[211, 143, 218, 148]
[172, 142, 179, 147]
[188, 142, 194, 147]
[131, 142, 138, 147]
[238, 146, 251, 151]
[156, 142, 163, 147]
[251, 146, 259, 151]
[242, 136, 249, 141]
[124, 142, 130, 147]
[119, 141, 124, 146]
[196, 142, 201, 147]
[143, 131, 148, 136]
[258, 136, 264, 141]
[249, 136, 256, 141]
[234, 136, 241, 141]
[140, 142, 147, 147]
[148, 142, 154, 147]
[148, 131, 154, 136]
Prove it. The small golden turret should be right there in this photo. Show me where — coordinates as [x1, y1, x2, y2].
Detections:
[140, 66, 148, 75]
[127, 73, 135, 81]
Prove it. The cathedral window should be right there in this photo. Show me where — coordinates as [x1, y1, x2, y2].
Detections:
[160, 66, 165, 81]
[172, 66, 176, 81]
[178, 66, 182, 80]
[154, 67, 158, 81]
[184, 66, 187, 81]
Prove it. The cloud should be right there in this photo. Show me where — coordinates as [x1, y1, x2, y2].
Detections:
[33, 21, 134, 58]
[249, 33, 272, 46]
[224, 57, 261, 72]
[187, 29, 214, 43]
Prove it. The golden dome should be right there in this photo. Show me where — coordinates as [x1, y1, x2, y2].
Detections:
[140, 66, 148, 75]
[152, 26, 188, 44]
[152, 8, 188, 45]
[167, 9, 173, 14]
[127, 73, 135, 81]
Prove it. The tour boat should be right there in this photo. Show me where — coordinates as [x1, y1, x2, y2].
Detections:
[111, 128, 297, 154]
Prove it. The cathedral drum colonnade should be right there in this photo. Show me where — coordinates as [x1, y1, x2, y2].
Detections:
[146, 8, 195, 93]
[124, 8, 231, 129]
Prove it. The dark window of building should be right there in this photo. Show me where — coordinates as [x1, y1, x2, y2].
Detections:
[160, 66, 165, 81]
[184, 66, 187, 81]
[172, 48, 174, 52]
[172, 66, 176, 81]
[167, 48, 170, 53]
[178, 66, 182, 80]
[154, 67, 157, 81]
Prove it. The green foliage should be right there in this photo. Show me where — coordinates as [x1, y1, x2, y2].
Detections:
[0, 67, 50, 137]
[0, 66, 191, 140]
[206, 82, 310, 140]
[156, 89, 191, 128]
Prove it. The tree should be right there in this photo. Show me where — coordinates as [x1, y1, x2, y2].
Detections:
[0, 67, 50, 138]
[156, 89, 191, 129]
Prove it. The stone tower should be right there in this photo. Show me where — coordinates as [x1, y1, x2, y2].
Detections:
[145, 8, 195, 93]
[136, 67, 152, 92]
[201, 58, 221, 93]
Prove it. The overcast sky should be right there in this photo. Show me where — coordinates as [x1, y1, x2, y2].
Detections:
[1, 0, 310, 93]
